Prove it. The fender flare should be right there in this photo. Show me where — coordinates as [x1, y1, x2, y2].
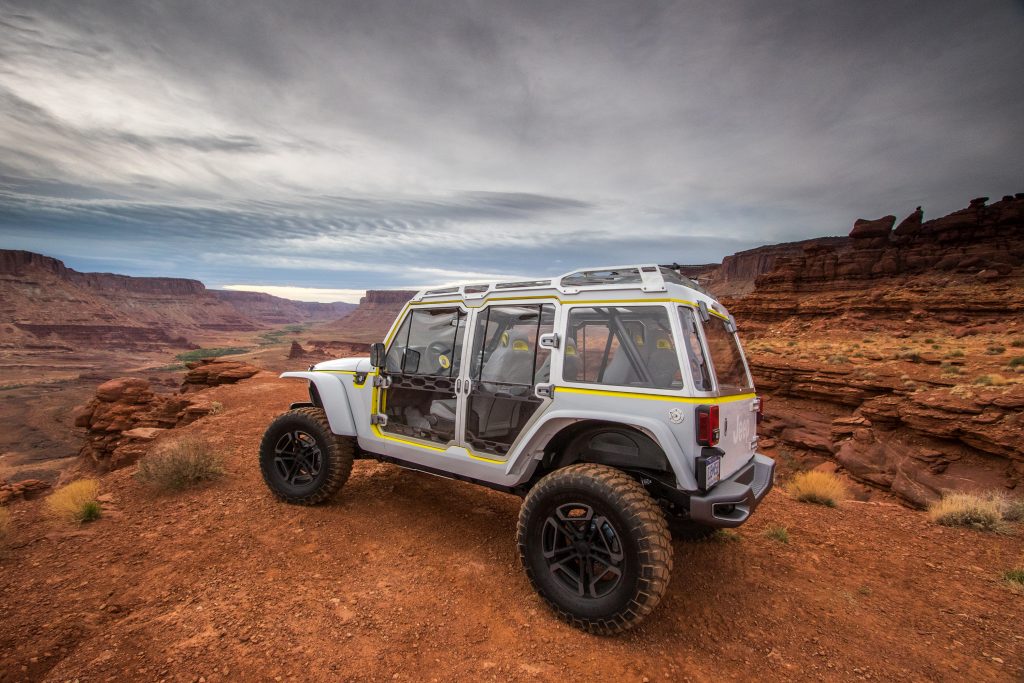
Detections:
[280, 372, 357, 436]
[509, 409, 698, 490]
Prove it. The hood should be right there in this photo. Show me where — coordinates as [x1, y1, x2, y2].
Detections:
[311, 357, 373, 372]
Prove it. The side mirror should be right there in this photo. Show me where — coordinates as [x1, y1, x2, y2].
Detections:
[369, 342, 386, 368]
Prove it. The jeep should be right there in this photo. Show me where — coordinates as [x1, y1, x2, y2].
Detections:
[259, 265, 774, 633]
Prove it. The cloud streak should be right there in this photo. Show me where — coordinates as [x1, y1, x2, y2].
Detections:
[0, 0, 1022, 299]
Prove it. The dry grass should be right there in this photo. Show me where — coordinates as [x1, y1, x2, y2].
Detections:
[0, 506, 10, 544]
[928, 492, 1007, 532]
[135, 437, 224, 492]
[765, 526, 790, 543]
[44, 479, 101, 524]
[787, 471, 848, 508]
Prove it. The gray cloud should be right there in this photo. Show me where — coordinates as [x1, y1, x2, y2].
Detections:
[0, 0, 1022, 297]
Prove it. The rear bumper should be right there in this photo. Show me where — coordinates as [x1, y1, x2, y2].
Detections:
[686, 453, 775, 528]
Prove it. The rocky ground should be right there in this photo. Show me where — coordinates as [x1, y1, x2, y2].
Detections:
[1, 373, 1023, 682]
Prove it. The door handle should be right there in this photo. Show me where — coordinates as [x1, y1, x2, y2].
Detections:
[463, 379, 472, 395]
[455, 378, 462, 393]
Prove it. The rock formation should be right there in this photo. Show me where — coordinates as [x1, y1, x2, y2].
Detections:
[180, 359, 261, 392]
[74, 378, 205, 470]
[0, 250, 356, 350]
[311, 290, 415, 344]
[729, 194, 1024, 506]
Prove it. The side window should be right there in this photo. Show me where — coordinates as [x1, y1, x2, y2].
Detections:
[385, 307, 465, 377]
[465, 304, 554, 457]
[702, 315, 752, 395]
[679, 307, 712, 391]
[471, 304, 555, 386]
[566, 306, 681, 389]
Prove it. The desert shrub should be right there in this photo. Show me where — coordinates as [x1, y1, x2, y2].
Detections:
[1011, 338, 1024, 348]
[931, 344, 941, 350]
[940, 363, 961, 375]
[713, 529, 741, 542]
[765, 526, 789, 543]
[827, 355, 849, 364]
[974, 374, 1008, 386]
[0, 506, 9, 543]
[946, 349, 965, 358]
[1005, 569, 1024, 587]
[135, 437, 224, 492]
[1000, 496, 1024, 523]
[1008, 356, 1024, 368]
[208, 401, 224, 415]
[924, 338, 935, 344]
[898, 351, 922, 363]
[986, 346, 1006, 355]
[787, 471, 847, 507]
[44, 479, 101, 524]
[928, 492, 1003, 531]
[175, 347, 250, 362]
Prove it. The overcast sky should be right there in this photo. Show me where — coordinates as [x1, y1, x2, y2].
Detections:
[1, 1, 1022, 302]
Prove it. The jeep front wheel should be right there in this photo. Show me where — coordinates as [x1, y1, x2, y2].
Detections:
[517, 463, 673, 634]
[259, 407, 354, 505]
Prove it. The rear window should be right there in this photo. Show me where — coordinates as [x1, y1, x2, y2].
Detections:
[702, 315, 752, 395]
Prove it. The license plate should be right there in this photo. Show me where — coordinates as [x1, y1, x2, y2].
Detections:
[702, 454, 721, 489]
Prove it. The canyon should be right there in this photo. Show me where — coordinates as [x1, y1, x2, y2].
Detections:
[0, 250, 355, 483]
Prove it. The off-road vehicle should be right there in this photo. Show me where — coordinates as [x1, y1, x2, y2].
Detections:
[259, 265, 774, 633]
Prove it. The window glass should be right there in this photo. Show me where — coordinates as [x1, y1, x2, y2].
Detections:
[678, 307, 712, 391]
[381, 307, 465, 445]
[470, 304, 554, 385]
[702, 315, 752, 395]
[466, 304, 555, 457]
[385, 307, 465, 377]
[566, 306, 681, 389]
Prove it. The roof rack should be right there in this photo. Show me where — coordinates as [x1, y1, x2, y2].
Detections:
[414, 264, 706, 300]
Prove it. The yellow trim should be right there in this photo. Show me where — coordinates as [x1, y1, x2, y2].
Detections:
[555, 386, 755, 404]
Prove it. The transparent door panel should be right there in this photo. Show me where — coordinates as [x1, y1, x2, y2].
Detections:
[382, 307, 466, 445]
[465, 304, 554, 456]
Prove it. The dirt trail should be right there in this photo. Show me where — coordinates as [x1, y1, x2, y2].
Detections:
[2, 375, 1022, 682]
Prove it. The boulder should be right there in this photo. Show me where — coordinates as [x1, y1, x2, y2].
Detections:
[181, 359, 260, 391]
[76, 376, 217, 471]
[849, 215, 896, 239]
[892, 207, 923, 237]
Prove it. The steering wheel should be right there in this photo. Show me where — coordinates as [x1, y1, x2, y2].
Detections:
[426, 341, 453, 372]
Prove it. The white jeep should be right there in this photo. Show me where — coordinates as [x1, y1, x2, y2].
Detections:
[259, 265, 774, 633]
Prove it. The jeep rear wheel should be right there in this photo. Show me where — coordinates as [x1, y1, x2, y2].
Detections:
[517, 464, 672, 634]
[259, 407, 353, 505]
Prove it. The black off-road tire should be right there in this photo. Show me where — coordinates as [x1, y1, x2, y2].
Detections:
[259, 407, 354, 505]
[517, 463, 673, 634]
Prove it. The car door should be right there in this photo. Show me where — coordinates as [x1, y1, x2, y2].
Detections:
[461, 303, 556, 460]
[378, 305, 469, 448]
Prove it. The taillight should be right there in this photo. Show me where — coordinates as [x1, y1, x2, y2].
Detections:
[696, 404, 720, 446]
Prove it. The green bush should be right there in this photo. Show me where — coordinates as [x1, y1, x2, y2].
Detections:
[175, 347, 250, 362]
[765, 526, 789, 544]
[986, 346, 1006, 355]
[1008, 356, 1024, 368]
[1005, 569, 1024, 586]
[1010, 338, 1024, 348]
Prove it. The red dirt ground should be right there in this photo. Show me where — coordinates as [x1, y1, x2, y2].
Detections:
[2, 374, 1022, 682]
